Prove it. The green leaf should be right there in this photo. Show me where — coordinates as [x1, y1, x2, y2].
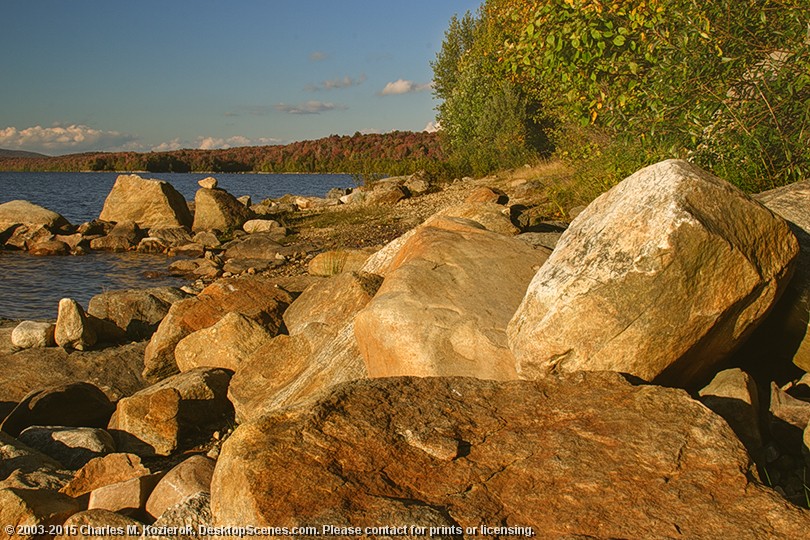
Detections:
[613, 35, 626, 47]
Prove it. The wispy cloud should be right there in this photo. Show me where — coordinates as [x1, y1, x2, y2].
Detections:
[309, 51, 327, 62]
[306, 74, 366, 92]
[152, 135, 282, 152]
[379, 79, 433, 96]
[0, 124, 140, 155]
[275, 101, 348, 115]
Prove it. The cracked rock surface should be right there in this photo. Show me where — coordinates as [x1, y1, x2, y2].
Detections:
[210, 374, 810, 538]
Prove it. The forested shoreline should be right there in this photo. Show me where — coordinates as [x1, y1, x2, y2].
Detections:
[0, 131, 445, 177]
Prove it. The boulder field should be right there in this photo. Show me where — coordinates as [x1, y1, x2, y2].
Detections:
[2, 160, 810, 535]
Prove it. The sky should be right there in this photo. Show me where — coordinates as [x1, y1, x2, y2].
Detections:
[0, 0, 482, 155]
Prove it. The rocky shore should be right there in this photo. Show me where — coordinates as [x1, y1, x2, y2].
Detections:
[2, 160, 810, 538]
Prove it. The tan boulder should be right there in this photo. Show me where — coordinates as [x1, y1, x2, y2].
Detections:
[108, 387, 181, 457]
[0, 339, 148, 404]
[242, 219, 282, 234]
[99, 174, 192, 229]
[307, 248, 376, 277]
[0, 200, 72, 233]
[465, 186, 507, 204]
[87, 472, 163, 518]
[192, 187, 252, 232]
[229, 272, 380, 423]
[54, 298, 96, 351]
[28, 239, 70, 256]
[508, 159, 799, 387]
[699, 368, 762, 451]
[363, 184, 408, 206]
[11, 321, 55, 349]
[146, 455, 215, 520]
[87, 287, 190, 341]
[174, 312, 274, 372]
[60, 453, 151, 499]
[4, 224, 54, 251]
[211, 374, 810, 538]
[354, 216, 549, 380]
[109, 368, 233, 457]
[143, 276, 292, 381]
[437, 202, 519, 235]
[198, 177, 217, 189]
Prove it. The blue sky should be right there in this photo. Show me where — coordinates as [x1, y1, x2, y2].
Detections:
[0, 0, 481, 155]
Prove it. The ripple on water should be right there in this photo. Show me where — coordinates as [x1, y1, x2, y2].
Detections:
[0, 250, 186, 320]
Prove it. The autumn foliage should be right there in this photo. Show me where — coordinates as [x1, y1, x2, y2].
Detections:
[0, 131, 445, 177]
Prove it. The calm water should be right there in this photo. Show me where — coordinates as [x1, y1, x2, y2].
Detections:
[0, 171, 357, 319]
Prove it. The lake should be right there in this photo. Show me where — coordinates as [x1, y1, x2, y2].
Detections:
[0, 171, 357, 319]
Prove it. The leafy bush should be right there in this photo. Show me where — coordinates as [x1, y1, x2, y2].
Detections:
[495, 0, 810, 191]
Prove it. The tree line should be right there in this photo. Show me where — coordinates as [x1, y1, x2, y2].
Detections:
[0, 131, 446, 177]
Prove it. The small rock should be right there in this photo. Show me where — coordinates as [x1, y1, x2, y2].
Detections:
[11, 321, 55, 349]
[699, 368, 762, 451]
[242, 219, 282, 234]
[198, 177, 218, 189]
[54, 298, 96, 350]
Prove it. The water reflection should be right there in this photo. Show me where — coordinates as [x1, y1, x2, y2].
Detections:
[0, 250, 185, 320]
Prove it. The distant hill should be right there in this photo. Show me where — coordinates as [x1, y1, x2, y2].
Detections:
[0, 148, 49, 159]
[0, 131, 445, 176]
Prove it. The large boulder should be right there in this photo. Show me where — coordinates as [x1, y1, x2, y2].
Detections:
[229, 272, 380, 423]
[143, 277, 293, 381]
[0, 200, 72, 233]
[174, 312, 274, 372]
[745, 180, 810, 373]
[0, 338, 148, 404]
[210, 374, 810, 537]
[99, 174, 192, 229]
[87, 287, 190, 341]
[354, 216, 549, 380]
[108, 368, 233, 457]
[18, 427, 116, 470]
[1, 382, 115, 438]
[508, 159, 799, 387]
[192, 187, 252, 232]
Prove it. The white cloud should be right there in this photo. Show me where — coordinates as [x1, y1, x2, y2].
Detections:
[309, 51, 327, 62]
[275, 101, 348, 115]
[151, 138, 184, 152]
[307, 74, 367, 92]
[196, 135, 280, 150]
[379, 79, 433, 96]
[424, 121, 441, 133]
[0, 124, 140, 155]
